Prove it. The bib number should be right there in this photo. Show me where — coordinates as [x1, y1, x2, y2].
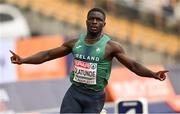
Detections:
[73, 59, 97, 85]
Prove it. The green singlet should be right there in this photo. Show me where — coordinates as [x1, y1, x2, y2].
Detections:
[70, 33, 112, 91]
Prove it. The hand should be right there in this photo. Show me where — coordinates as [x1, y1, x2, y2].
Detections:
[154, 70, 169, 81]
[10, 50, 23, 64]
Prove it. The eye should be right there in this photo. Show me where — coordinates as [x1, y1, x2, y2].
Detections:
[89, 18, 94, 21]
[88, 16, 104, 22]
[97, 18, 103, 21]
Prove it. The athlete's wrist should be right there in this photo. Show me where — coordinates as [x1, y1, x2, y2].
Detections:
[153, 72, 159, 80]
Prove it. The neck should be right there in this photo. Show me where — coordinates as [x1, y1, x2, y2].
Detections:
[85, 32, 103, 44]
[86, 32, 102, 40]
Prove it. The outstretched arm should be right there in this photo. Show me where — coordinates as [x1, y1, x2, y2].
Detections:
[109, 41, 168, 81]
[10, 39, 77, 64]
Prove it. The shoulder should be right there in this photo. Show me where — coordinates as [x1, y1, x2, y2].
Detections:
[63, 38, 79, 49]
[107, 40, 125, 53]
[66, 38, 79, 43]
[103, 34, 122, 49]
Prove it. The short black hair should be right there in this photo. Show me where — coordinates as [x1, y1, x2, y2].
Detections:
[87, 7, 106, 20]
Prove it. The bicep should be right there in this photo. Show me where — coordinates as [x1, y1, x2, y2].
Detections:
[112, 42, 135, 69]
[115, 52, 135, 69]
[50, 45, 71, 58]
[47, 38, 77, 60]
[46, 43, 72, 60]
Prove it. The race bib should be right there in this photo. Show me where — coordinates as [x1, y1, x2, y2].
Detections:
[73, 59, 97, 85]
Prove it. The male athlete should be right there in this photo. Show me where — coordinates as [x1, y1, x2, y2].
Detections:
[10, 8, 168, 113]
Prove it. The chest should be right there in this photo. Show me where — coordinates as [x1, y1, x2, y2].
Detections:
[73, 43, 105, 62]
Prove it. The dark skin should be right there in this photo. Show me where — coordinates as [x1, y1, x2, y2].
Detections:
[10, 11, 168, 81]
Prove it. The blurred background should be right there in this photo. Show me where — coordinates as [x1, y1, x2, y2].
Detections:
[0, 0, 180, 113]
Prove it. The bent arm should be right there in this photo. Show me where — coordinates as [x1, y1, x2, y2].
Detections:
[111, 41, 156, 78]
[22, 46, 70, 64]
[116, 54, 156, 78]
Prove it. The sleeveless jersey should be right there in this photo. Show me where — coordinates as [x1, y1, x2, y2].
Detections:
[70, 33, 112, 91]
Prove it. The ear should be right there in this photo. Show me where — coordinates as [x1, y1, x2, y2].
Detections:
[103, 22, 106, 27]
[86, 20, 88, 26]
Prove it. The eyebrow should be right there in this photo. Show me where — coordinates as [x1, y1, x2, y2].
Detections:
[88, 13, 105, 20]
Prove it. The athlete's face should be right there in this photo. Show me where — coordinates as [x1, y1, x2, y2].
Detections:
[86, 11, 106, 35]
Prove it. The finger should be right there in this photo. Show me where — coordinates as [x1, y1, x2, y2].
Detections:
[10, 50, 18, 56]
[161, 70, 169, 74]
[160, 77, 166, 81]
[10, 57, 16, 63]
[160, 74, 166, 79]
[10, 56, 13, 61]
[9, 50, 16, 56]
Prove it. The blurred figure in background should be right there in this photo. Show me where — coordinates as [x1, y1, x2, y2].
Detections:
[174, 0, 180, 35]
[138, 0, 164, 28]
[10, 8, 168, 113]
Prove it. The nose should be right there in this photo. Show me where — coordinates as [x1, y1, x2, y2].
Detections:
[92, 19, 97, 23]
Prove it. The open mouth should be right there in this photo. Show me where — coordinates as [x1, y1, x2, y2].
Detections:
[90, 26, 98, 31]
